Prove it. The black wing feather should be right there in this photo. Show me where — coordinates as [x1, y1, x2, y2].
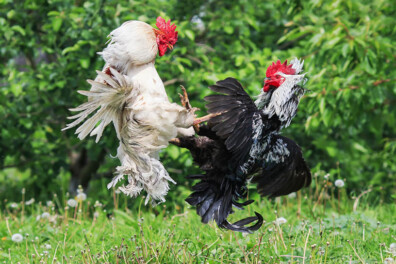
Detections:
[205, 78, 259, 169]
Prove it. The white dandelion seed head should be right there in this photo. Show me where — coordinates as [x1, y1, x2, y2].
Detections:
[10, 202, 18, 208]
[76, 192, 87, 201]
[335, 179, 345, 188]
[390, 243, 396, 255]
[25, 198, 35, 205]
[41, 212, 50, 219]
[275, 217, 287, 225]
[288, 192, 297, 199]
[94, 212, 99, 218]
[324, 173, 330, 180]
[46, 201, 54, 207]
[36, 215, 41, 221]
[94, 201, 103, 207]
[191, 15, 205, 33]
[45, 244, 52, 250]
[384, 258, 394, 264]
[317, 248, 325, 256]
[77, 185, 84, 194]
[67, 199, 77, 208]
[12, 233, 23, 243]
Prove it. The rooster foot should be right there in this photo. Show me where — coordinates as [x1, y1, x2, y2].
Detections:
[179, 85, 200, 132]
[193, 113, 221, 126]
[179, 85, 192, 110]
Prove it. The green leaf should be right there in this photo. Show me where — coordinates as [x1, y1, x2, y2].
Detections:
[224, 26, 234, 34]
[11, 25, 25, 36]
[52, 17, 63, 32]
[79, 58, 90, 69]
[235, 55, 245, 67]
[353, 143, 368, 153]
[319, 98, 326, 114]
[185, 30, 195, 41]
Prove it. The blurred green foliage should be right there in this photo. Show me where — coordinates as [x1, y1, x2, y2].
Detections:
[1, 0, 395, 202]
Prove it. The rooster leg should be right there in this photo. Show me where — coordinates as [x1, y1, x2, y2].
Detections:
[178, 85, 192, 110]
[179, 85, 201, 132]
[193, 113, 221, 126]
[169, 138, 181, 146]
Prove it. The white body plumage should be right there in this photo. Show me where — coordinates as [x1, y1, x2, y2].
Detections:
[64, 20, 194, 204]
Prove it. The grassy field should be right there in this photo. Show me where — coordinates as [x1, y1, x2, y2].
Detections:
[1, 175, 395, 263]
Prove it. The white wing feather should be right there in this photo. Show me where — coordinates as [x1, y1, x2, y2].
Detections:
[62, 68, 134, 142]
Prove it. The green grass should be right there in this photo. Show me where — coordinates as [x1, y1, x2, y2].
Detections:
[1, 175, 395, 263]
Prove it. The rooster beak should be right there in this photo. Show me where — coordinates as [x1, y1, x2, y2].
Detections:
[167, 44, 174, 50]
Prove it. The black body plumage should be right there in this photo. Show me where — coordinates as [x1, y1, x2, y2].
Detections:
[177, 77, 311, 233]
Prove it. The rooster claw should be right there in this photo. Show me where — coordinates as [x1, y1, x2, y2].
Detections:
[179, 85, 192, 110]
[179, 86, 201, 132]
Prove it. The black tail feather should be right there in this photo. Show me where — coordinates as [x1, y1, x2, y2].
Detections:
[220, 212, 264, 233]
[186, 175, 263, 232]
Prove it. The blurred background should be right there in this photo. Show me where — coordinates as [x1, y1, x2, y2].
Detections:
[1, 0, 395, 208]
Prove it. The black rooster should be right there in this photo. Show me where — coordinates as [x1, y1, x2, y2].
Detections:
[173, 59, 312, 233]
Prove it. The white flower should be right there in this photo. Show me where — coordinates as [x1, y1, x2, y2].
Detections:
[384, 258, 394, 264]
[275, 217, 287, 225]
[390, 243, 396, 256]
[10, 202, 18, 208]
[12, 233, 23, 243]
[288, 192, 297, 199]
[41, 212, 50, 219]
[94, 201, 103, 207]
[25, 198, 35, 205]
[67, 199, 77, 208]
[76, 192, 87, 201]
[36, 215, 41, 221]
[93, 212, 99, 218]
[45, 244, 52, 250]
[46, 201, 54, 207]
[335, 179, 345, 188]
[191, 15, 205, 33]
[324, 173, 330, 180]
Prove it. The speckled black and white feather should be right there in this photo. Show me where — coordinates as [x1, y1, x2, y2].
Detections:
[179, 59, 311, 232]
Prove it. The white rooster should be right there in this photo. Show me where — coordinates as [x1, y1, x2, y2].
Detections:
[63, 17, 196, 205]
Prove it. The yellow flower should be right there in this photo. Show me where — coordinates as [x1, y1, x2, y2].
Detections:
[1, 237, 7, 241]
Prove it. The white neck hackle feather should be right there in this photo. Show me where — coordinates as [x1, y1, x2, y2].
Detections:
[255, 58, 306, 128]
[240, 58, 306, 171]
